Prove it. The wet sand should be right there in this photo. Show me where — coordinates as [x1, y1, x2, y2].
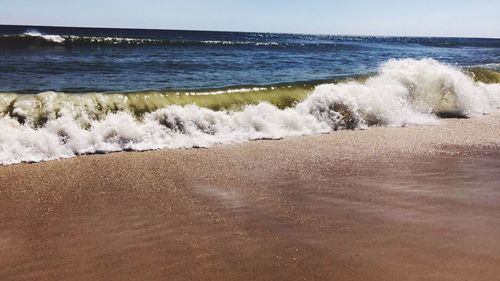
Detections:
[1, 113, 500, 281]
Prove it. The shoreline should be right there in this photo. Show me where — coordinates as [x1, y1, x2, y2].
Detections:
[3, 110, 500, 167]
[1, 113, 500, 280]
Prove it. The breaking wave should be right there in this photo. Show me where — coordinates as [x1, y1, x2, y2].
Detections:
[1, 59, 499, 165]
[22, 30, 66, 43]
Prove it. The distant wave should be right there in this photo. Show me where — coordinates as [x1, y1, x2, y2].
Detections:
[0, 30, 170, 46]
[0, 30, 341, 48]
[2, 29, 500, 50]
[1, 59, 499, 165]
[23, 30, 66, 43]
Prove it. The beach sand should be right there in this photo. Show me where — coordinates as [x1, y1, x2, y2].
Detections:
[1, 113, 500, 281]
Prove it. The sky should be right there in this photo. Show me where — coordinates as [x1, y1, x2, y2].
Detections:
[0, 0, 499, 38]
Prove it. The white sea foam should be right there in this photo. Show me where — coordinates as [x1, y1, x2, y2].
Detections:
[23, 30, 66, 43]
[1, 59, 499, 165]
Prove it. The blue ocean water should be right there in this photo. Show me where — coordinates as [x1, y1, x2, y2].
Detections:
[1, 25, 499, 93]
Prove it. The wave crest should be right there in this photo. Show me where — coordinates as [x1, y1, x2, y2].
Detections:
[1, 59, 499, 165]
[23, 30, 66, 43]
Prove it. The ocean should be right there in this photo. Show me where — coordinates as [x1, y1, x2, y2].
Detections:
[1, 25, 500, 164]
[1, 25, 500, 93]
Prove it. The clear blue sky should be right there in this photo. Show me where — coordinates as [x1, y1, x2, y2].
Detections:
[0, 0, 499, 38]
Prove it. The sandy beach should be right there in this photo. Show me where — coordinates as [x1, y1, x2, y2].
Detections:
[1, 112, 500, 281]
